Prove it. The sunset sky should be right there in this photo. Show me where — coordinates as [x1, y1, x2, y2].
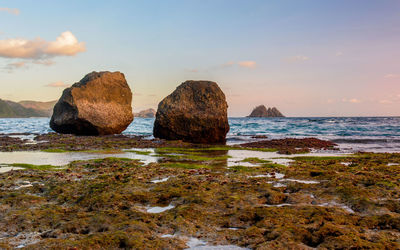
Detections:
[0, 0, 399, 117]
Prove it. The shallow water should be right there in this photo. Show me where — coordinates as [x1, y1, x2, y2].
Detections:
[151, 177, 170, 183]
[161, 235, 249, 250]
[0, 166, 24, 173]
[249, 173, 285, 179]
[0, 150, 160, 167]
[282, 178, 320, 184]
[227, 150, 347, 167]
[318, 202, 355, 213]
[146, 204, 175, 213]
[0, 149, 346, 169]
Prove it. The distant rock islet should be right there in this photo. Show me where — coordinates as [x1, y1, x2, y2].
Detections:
[134, 108, 156, 118]
[248, 105, 285, 117]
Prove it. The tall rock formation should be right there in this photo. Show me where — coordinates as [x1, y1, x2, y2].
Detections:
[248, 105, 284, 117]
[153, 80, 229, 143]
[50, 71, 133, 135]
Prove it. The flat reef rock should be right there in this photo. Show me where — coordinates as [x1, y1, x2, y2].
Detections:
[50, 71, 133, 135]
[248, 105, 284, 117]
[153, 80, 229, 143]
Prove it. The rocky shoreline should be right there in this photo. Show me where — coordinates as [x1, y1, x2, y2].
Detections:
[0, 74, 399, 249]
[0, 133, 337, 153]
[0, 140, 399, 248]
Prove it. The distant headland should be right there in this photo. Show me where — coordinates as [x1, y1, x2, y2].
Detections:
[0, 99, 55, 118]
[0, 98, 155, 119]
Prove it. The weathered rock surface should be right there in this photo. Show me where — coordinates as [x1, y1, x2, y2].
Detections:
[50, 71, 133, 135]
[153, 80, 229, 143]
[248, 105, 284, 117]
[134, 108, 156, 118]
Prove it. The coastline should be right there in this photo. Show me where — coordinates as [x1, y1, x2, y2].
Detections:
[0, 118, 399, 248]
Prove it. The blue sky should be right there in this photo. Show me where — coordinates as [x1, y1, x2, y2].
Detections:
[0, 0, 399, 116]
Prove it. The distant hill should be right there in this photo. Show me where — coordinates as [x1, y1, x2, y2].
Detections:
[248, 105, 285, 117]
[0, 99, 56, 118]
[19, 100, 57, 117]
[1, 100, 157, 119]
[134, 108, 156, 118]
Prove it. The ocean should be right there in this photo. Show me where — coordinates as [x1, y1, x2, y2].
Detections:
[0, 117, 399, 153]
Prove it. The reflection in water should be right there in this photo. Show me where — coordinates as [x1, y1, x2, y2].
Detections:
[0, 166, 24, 173]
[0, 148, 347, 170]
[0, 149, 160, 166]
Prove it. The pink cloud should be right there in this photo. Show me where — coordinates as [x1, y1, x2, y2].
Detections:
[285, 55, 310, 63]
[238, 61, 256, 68]
[342, 98, 361, 104]
[45, 81, 70, 88]
[0, 7, 20, 16]
[379, 100, 393, 104]
[0, 31, 85, 59]
[384, 74, 399, 79]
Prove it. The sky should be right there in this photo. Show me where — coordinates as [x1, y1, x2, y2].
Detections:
[0, 0, 399, 117]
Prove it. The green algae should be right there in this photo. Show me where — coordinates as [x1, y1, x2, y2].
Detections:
[41, 148, 125, 154]
[92, 157, 135, 163]
[241, 157, 272, 164]
[160, 162, 211, 169]
[229, 166, 257, 172]
[41, 148, 71, 153]
[157, 146, 277, 153]
[0, 152, 399, 249]
[125, 150, 152, 155]
[9, 163, 59, 170]
[291, 155, 353, 161]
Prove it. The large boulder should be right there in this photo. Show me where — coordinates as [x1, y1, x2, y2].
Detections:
[50, 71, 133, 135]
[153, 80, 229, 143]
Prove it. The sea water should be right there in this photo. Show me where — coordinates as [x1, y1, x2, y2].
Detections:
[0, 117, 399, 152]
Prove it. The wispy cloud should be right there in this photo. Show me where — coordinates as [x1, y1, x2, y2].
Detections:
[32, 59, 55, 66]
[217, 61, 256, 69]
[384, 74, 399, 79]
[342, 98, 361, 104]
[285, 55, 310, 63]
[238, 61, 256, 68]
[4, 59, 56, 72]
[335, 51, 343, 56]
[219, 61, 235, 68]
[45, 81, 70, 88]
[0, 7, 20, 16]
[5, 61, 27, 70]
[379, 99, 393, 104]
[326, 99, 335, 104]
[349, 98, 361, 103]
[184, 68, 198, 73]
[0, 31, 85, 59]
